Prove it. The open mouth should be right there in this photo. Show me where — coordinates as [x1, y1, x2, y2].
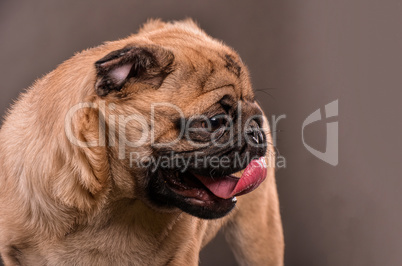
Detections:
[163, 157, 268, 206]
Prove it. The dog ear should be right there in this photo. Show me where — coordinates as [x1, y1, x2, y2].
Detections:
[94, 46, 174, 96]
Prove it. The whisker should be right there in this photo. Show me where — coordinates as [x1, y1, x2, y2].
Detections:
[255, 88, 276, 100]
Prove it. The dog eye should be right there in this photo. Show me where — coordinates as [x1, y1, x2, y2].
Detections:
[187, 114, 229, 142]
[204, 114, 227, 132]
[209, 116, 223, 131]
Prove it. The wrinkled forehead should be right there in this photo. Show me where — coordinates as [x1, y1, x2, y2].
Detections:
[175, 46, 254, 102]
[148, 31, 254, 101]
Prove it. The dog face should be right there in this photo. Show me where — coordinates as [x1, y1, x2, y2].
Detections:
[89, 20, 267, 219]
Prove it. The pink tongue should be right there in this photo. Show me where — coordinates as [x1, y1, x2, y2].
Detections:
[194, 157, 267, 199]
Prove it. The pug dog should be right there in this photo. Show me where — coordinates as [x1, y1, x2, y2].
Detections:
[0, 19, 284, 265]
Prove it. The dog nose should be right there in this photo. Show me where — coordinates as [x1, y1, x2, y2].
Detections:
[245, 119, 265, 145]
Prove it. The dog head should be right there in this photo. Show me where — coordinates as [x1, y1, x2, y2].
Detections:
[74, 19, 268, 219]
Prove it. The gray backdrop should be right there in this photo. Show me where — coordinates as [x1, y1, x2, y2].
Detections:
[1, 1, 401, 265]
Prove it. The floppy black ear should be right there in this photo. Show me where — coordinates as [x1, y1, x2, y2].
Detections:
[94, 45, 174, 96]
